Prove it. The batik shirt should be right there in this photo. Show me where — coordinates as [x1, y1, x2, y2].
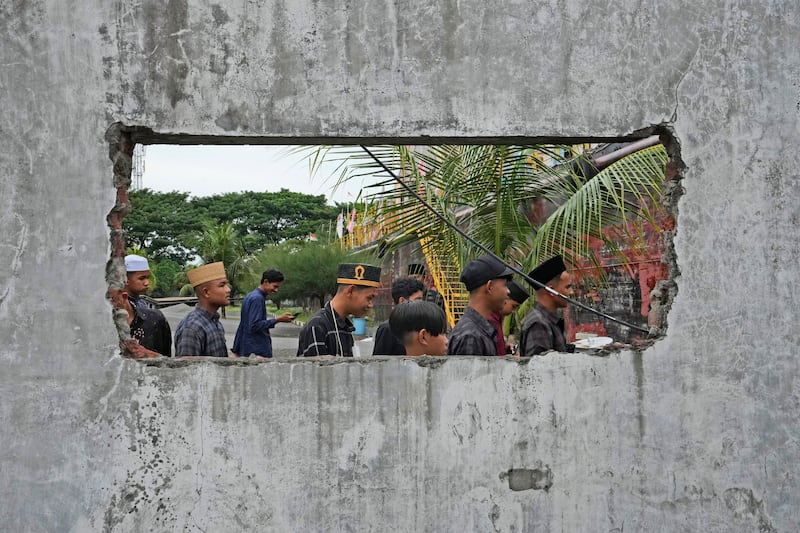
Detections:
[519, 302, 574, 356]
[447, 306, 498, 356]
[129, 297, 172, 356]
[297, 303, 355, 357]
[174, 306, 228, 357]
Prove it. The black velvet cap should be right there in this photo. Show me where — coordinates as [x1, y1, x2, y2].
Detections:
[337, 263, 382, 287]
[407, 263, 426, 276]
[459, 255, 515, 291]
[528, 255, 567, 289]
[507, 280, 530, 304]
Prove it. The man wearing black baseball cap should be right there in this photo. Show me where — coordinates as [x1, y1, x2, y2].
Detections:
[448, 255, 514, 356]
[519, 255, 575, 355]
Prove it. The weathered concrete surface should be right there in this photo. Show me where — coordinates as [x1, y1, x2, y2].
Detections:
[1, 1, 798, 531]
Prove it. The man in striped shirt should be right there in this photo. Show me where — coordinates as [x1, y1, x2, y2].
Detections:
[297, 263, 381, 357]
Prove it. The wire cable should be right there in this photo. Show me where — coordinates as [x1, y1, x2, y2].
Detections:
[359, 145, 652, 334]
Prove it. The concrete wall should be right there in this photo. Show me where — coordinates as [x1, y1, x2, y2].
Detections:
[1, 1, 798, 531]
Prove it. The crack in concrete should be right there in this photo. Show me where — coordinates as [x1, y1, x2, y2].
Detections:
[0, 213, 28, 310]
[190, 365, 209, 533]
[670, 43, 701, 123]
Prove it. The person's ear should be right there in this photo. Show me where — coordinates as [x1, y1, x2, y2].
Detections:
[418, 329, 429, 346]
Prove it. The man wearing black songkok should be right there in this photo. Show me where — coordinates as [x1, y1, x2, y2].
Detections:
[519, 255, 576, 356]
[297, 263, 381, 357]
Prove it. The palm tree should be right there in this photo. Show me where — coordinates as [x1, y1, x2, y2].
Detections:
[310, 142, 668, 273]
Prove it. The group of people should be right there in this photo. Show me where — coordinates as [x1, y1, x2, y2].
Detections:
[120, 252, 576, 358]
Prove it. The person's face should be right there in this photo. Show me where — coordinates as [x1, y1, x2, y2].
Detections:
[421, 330, 448, 356]
[399, 290, 423, 304]
[501, 297, 521, 317]
[486, 278, 510, 312]
[204, 278, 231, 307]
[262, 280, 282, 296]
[347, 286, 377, 317]
[126, 271, 151, 296]
[551, 272, 574, 308]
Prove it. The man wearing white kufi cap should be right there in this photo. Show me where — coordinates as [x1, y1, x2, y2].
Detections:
[123, 254, 172, 356]
[174, 262, 231, 357]
[125, 254, 153, 310]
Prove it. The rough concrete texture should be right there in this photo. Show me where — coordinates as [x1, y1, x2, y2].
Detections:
[1, 1, 798, 531]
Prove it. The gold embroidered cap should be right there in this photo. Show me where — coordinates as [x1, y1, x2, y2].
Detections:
[187, 262, 227, 287]
[337, 263, 381, 288]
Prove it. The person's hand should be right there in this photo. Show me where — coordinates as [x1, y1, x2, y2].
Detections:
[276, 312, 295, 323]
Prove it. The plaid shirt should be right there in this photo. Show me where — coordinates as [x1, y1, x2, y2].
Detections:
[448, 306, 498, 356]
[519, 302, 574, 356]
[174, 306, 228, 357]
[297, 303, 355, 357]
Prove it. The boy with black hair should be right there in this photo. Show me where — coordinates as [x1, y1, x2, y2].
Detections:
[232, 268, 295, 358]
[372, 277, 424, 355]
[389, 300, 448, 356]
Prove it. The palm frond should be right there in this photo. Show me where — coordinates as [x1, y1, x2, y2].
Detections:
[529, 144, 668, 269]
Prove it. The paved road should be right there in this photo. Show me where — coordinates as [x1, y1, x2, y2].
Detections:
[160, 304, 376, 358]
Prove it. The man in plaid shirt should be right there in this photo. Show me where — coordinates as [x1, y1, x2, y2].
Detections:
[174, 262, 231, 357]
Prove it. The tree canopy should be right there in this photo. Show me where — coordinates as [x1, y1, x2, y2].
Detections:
[124, 188, 340, 264]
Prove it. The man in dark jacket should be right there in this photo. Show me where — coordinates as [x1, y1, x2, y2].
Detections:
[448, 255, 514, 356]
[372, 277, 424, 355]
[519, 255, 576, 355]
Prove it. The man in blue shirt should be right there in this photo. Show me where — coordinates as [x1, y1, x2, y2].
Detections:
[232, 269, 295, 358]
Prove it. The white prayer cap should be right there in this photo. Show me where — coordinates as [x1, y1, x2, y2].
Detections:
[125, 254, 150, 272]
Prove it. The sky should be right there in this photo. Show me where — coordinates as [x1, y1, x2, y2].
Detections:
[140, 145, 382, 205]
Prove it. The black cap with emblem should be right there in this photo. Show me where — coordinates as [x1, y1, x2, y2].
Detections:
[337, 263, 382, 288]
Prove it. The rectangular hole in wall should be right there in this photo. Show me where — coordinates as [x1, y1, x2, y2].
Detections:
[105, 124, 682, 360]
